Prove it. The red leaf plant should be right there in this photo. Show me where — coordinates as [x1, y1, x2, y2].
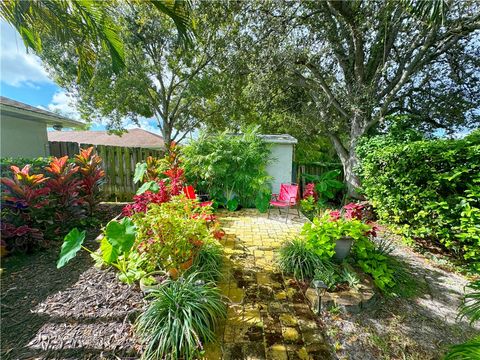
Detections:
[74, 147, 105, 215]
[303, 182, 318, 201]
[1, 165, 50, 252]
[122, 181, 170, 216]
[45, 156, 84, 223]
[328, 202, 379, 238]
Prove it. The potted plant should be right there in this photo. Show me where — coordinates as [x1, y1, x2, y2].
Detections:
[302, 210, 373, 261]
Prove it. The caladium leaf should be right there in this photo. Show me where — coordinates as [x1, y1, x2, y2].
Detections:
[105, 217, 136, 253]
[136, 180, 159, 195]
[133, 162, 147, 184]
[57, 228, 86, 268]
[100, 236, 119, 264]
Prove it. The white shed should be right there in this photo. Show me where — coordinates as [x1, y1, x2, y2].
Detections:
[259, 134, 298, 192]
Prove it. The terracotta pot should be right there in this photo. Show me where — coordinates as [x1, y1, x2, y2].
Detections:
[180, 257, 193, 270]
[334, 236, 354, 261]
[168, 268, 179, 279]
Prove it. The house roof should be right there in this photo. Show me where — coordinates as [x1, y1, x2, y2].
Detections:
[258, 134, 298, 144]
[0, 96, 84, 128]
[48, 128, 165, 149]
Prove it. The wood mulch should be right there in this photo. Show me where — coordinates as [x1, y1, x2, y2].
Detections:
[1, 203, 144, 360]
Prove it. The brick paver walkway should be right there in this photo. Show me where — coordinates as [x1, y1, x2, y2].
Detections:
[204, 209, 332, 359]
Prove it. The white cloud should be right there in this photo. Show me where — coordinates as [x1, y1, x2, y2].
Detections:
[37, 90, 82, 121]
[124, 117, 161, 134]
[0, 21, 54, 87]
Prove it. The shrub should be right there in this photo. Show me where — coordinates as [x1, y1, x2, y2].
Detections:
[357, 130, 480, 270]
[278, 238, 324, 281]
[132, 196, 214, 276]
[135, 273, 226, 360]
[313, 261, 338, 290]
[1, 148, 105, 253]
[182, 127, 271, 209]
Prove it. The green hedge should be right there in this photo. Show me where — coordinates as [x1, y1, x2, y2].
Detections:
[0, 157, 51, 176]
[357, 130, 480, 271]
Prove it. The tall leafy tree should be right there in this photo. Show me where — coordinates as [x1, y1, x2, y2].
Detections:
[36, 1, 231, 145]
[207, 0, 479, 197]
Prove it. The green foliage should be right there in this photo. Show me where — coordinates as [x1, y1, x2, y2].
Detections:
[57, 228, 86, 268]
[278, 238, 324, 281]
[341, 267, 360, 289]
[136, 181, 160, 195]
[352, 237, 395, 291]
[132, 196, 214, 273]
[133, 163, 148, 184]
[255, 190, 271, 213]
[104, 217, 136, 254]
[226, 197, 239, 212]
[443, 336, 480, 360]
[357, 130, 480, 270]
[0, 157, 50, 176]
[303, 170, 344, 200]
[458, 279, 480, 325]
[187, 242, 223, 282]
[182, 127, 271, 208]
[313, 261, 338, 290]
[134, 273, 226, 360]
[302, 213, 371, 259]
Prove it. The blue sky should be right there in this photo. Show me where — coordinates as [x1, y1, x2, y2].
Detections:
[0, 21, 161, 134]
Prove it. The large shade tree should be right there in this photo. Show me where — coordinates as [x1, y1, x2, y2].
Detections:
[207, 0, 480, 197]
[32, 1, 231, 145]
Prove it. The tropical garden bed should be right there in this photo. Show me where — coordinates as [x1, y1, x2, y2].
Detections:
[1, 130, 479, 359]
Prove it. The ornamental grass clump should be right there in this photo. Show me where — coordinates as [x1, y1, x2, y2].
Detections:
[278, 238, 324, 281]
[135, 273, 226, 360]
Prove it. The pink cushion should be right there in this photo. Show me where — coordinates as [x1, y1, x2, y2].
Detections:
[279, 184, 298, 202]
[270, 200, 292, 207]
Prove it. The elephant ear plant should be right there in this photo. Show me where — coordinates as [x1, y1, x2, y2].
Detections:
[57, 217, 141, 283]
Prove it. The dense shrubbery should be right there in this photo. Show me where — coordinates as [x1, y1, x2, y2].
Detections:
[357, 130, 480, 270]
[58, 147, 226, 358]
[182, 127, 271, 210]
[1, 147, 104, 253]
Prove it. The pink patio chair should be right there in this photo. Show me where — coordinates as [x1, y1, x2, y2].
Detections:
[268, 183, 300, 222]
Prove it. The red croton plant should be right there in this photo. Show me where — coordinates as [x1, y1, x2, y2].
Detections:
[1, 147, 105, 253]
[122, 142, 226, 241]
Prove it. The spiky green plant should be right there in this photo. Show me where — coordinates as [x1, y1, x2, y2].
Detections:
[459, 279, 480, 325]
[444, 279, 480, 359]
[135, 273, 226, 360]
[187, 241, 223, 282]
[444, 336, 480, 360]
[278, 238, 324, 281]
[341, 267, 360, 289]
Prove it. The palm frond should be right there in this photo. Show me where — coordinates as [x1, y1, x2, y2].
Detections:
[0, 0, 194, 79]
[400, 0, 450, 26]
[444, 336, 480, 360]
[459, 279, 480, 325]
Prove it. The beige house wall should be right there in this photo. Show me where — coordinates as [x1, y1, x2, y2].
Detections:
[1, 115, 49, 158]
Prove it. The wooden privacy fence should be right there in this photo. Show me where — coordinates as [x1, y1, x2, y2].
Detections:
[294, 162, 343, 195]
[49, 141, 164, 200]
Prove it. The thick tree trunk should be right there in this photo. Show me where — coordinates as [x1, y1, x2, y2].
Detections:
[329, 133, 363, 200]
[162, 122, 173, 150]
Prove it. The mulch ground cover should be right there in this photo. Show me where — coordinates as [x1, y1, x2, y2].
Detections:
[1, 203, 144, 360]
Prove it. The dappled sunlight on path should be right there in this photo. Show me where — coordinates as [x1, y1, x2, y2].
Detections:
[204, 209, 332, 360]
